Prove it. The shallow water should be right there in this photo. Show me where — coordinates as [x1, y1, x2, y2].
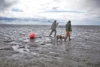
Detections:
[0, 24, 100, 67]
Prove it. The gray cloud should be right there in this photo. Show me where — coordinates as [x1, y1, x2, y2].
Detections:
[78, 0, 100, 11]
[84, 0, 100, 18]
[90, 0, 100, 8]
[53, 0, 100, 10]
[0, 0, 18, 11]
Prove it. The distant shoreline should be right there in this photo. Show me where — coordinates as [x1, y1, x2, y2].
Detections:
[0, 23, 100, 27]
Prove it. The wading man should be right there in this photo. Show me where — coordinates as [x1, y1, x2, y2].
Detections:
[65, 20, 72, 41]
[49, 20, 58, 36]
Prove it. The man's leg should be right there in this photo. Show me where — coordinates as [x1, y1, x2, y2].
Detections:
[69, 34, 70, 41]
[54, 30, 56, 36]
[49, 30, 54, 36]
[65, 31, 70, 41]
[68, 32, 71, 41]
[66, 31, 69, 37]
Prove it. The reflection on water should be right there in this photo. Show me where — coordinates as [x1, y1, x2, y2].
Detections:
[0, 25, 100, 67]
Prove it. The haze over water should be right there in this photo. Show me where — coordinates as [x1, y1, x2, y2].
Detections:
[0, 24, 100, 67]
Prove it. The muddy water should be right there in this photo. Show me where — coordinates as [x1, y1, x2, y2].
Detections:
[0, 25, 100, 67]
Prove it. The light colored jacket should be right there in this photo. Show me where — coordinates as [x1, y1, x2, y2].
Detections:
[51, 22, 58, 30]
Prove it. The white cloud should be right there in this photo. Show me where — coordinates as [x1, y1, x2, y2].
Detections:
[0, 0, 100, 25]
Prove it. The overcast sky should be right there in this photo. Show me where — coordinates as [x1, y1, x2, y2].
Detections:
[0, 0, 100, 25]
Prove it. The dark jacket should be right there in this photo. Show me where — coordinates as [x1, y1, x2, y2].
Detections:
[65, 22, 72, 31]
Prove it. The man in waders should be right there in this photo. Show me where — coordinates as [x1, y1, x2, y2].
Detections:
[65, 20, 72, 41]
[49, 20, 58, 36]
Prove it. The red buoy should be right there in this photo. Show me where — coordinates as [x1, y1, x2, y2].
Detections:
[29, 33, 35, 39]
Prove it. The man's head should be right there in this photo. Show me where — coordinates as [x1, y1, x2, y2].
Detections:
[54, 20, 56, 23]
[68, 20, 71, 23]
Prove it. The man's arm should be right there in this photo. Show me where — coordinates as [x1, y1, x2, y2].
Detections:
[56, 23, 58, 26]
[51, 22, 54, 29]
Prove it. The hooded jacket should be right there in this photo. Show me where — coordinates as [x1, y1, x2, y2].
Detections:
[65, 22, 72, 31]
[51, 22, 58, 30]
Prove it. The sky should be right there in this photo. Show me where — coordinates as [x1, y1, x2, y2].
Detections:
[0, 0, 100, 25]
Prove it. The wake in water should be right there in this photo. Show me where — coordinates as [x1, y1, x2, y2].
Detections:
[12, 44, 30, 53]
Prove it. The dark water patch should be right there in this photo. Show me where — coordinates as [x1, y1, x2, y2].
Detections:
[86, 61, 100, 67]
[3, 40, 13, 43]
[0, 47, 13, 50]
